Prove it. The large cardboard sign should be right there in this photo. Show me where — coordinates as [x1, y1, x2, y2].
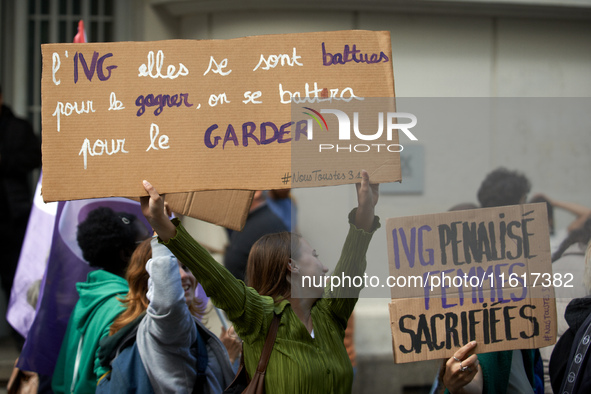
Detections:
[41, 30, 400, 203]
[386, 203, 556, 363]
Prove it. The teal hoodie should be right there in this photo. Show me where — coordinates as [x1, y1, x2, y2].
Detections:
[52, 270, 128, 394]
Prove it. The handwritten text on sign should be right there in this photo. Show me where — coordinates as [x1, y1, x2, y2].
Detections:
[386, 204, 556, 363]
[41, 31, 401, 202]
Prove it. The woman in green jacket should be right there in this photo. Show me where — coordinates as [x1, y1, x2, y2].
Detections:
[140, 170, 379, 394]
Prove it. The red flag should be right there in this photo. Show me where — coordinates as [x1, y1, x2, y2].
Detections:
[73, 20, 86, 43]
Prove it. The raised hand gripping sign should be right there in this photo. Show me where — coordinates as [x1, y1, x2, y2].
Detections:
[41, 30, 402, 202]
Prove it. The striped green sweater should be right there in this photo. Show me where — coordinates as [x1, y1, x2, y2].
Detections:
[164, 209, 380, 394]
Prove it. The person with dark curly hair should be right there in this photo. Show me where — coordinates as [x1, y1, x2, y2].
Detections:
[52, 207, 150, 394]
[75, 207, 151, 277]
[477, 167, 531, 208]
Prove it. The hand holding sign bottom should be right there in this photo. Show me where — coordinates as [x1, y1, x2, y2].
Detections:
[442, 341, 481, 394]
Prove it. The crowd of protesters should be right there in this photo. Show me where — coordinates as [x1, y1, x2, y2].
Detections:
[4, 164, 591, 394]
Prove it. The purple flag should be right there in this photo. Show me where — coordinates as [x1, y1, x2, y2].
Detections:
[7, 175, 57, 338]
[13, 20, 210, 376]
[17, 197, 149, 375]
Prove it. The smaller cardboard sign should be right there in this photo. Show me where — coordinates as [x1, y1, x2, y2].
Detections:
[127, 189, 254, 230]
[165, 190, 253, 231]
[386, 203, 556, 363]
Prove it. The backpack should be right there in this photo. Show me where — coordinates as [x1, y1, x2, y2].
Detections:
[96, 341, 155, 394]
[97, 314, 208, 393]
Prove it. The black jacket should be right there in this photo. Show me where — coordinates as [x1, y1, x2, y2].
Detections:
[550, 296, 591, 394]
[0, 105, 41, 220]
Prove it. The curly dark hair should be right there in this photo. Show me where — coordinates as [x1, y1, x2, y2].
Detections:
[76, 207, 142, 273]
[477, 168, 531, 208]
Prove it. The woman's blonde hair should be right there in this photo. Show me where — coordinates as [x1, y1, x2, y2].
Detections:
[110, 238, 206, 335]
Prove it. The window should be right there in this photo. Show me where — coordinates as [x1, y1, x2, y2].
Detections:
[26, 0, 115, 133]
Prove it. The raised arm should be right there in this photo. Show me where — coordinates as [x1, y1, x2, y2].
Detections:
[531, 193, 591, 233]
[135, 238, 198, 393]
[140, 180, 176, 241]
[139, 180, 272, 342]
[324, 170, 381, 320]
[143, 238, 194, 326]
[355, 170, 379, 232]
[550, 198, 591, 232]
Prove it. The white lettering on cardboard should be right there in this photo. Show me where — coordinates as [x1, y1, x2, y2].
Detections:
[108, 92, 125, 110]
[209, 93, 230, 107]
[52, 100, 96, 132]
[253, 48, 303, 71]
[243, 91, 263, 104]
[52, 53, 61, 85]
[146, 123, 170, 151]
[203, 57, 232, 76]
[138, 50, 189, 79]
[279, 82, 363, 104]
[79, 138, 128, 169]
